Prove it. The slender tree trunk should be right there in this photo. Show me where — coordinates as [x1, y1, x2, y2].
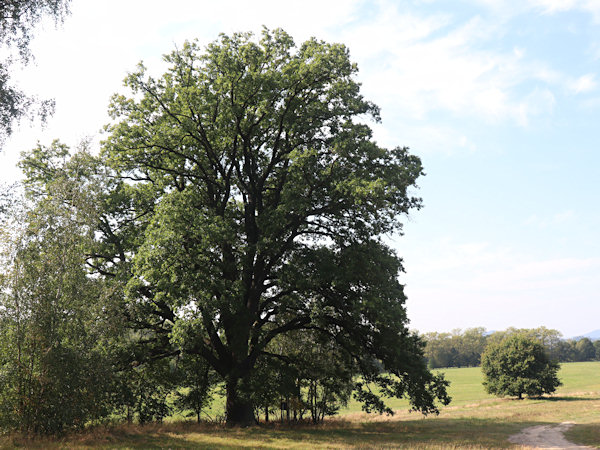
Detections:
[225, 377, 254, 426]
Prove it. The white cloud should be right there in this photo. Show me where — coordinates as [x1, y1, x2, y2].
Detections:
[371, 121, 478, 156]
[532, 0, 580, 13]
[339, 9, 561, 127]
[568, 74, 597, 93]
[515, 87, 556, 126]
[532, 0, 600, 18]
[1, 0, 595, 173]
[472, 0, 600, 20]
[465, 0, 534, 19]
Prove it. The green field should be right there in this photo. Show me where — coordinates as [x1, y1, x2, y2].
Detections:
[3, 361, 599, 448]
[186, 360, 600, 418]
[343, 360, 600, 412]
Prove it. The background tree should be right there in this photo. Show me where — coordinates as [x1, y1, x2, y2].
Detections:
[0, 0, 70, 144]
[574, 338, 596, 362]
[421, 327, 589, 369]
[0, 141, 114, 433]
[481, 334, 561, 400]
[594, 340, 600, 361]
[249, 329, 355, 424]
[456, 328, 487, 367]
[295, 332, 354, 423]
[423, 328, 487, 368]
[532, 327, 564, 362]
[172, 354, 217, 423]
[101, 28, 450, 426]
[423, 332, 458, 368]
[122, 360, 174, 425]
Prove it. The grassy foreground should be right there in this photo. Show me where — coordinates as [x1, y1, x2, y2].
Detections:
[2, 361, 599, 449]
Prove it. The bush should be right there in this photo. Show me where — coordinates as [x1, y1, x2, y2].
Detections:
[481, 334, 561, 399]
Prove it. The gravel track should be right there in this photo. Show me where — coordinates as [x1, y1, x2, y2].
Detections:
[509, 422, 592, 449]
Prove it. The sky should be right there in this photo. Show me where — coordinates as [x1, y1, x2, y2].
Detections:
[1, 0, 599, 337]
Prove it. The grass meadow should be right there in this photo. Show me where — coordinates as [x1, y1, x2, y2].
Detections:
[2, 361, 599, 449]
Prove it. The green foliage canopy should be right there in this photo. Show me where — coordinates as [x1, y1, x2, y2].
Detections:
[481, 334, 561, 399]
[102, 28, 450, 425]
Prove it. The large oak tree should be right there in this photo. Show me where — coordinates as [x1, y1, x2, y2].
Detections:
[101, 28, 450, 426]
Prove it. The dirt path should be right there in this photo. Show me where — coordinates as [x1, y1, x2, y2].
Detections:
[509, 422, 592, 449]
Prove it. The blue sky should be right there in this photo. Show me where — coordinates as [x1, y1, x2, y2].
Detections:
[1, 0, 598, 337]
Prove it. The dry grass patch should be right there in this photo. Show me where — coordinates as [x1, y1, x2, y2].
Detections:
[566, 423, 600, 449]
[2, 397, 596, 449]
[1, 362, 598, 448]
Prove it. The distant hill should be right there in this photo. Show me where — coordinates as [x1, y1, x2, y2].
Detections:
[573, 329, 600, 341]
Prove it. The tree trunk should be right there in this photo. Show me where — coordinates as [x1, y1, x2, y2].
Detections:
[286, 396, 290, 422]
[225, 377, 254, 427]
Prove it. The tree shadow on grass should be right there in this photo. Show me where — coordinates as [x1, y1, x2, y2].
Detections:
[543, 396, 600, 402]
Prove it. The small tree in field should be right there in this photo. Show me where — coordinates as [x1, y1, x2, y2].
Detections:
[481, 334, 561, 399]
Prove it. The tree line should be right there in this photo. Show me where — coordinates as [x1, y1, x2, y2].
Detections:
[0, 29, 451, 434]
[423, 327, 600, 369]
